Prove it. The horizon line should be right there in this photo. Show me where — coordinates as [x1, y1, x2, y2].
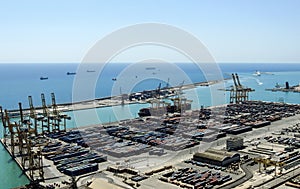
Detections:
[0, 62, 299, 64]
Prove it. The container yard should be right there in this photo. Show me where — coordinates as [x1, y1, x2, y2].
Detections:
[2, 75, 300, 188]
[2, 98, 300, 188]
[159, 168, 232, 189]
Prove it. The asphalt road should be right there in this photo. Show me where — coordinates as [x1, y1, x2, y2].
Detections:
[216, 162, 253, 189]
[255, 166, 300, 189]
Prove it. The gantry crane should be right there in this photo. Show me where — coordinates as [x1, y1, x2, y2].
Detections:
[226, 73, 255, 104]
[20, 102, 36, 137]
[17, 102, 44, 182]
[29, 95, 48, 135]
[27, 143, 44, 182]
[17, 123, 44, 182]
[0, 95, 72, 184]
[17, 123, 31, 168]
[253, 157, 285, 176]
[51, 92, 60, 132]
[17, 103, 35, 166]
[3, 109, 19, 157]
[27, 97, 39, 136]
[170, 80, 192, 113]
[171, 96, 191, 113]
[0, 106, 8, 145]
[51, 92, 70, 132]
[41, 93, 51, 133]
[149, 99, 169, 116]
[235, 73, 252, 102]
[51, 93, 59, 116]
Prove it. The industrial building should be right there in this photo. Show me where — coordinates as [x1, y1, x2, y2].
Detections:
[193, 148, 240, 167]
[226, 137, 244, 151]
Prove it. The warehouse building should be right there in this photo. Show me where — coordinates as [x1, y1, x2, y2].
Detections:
[193, 148, 240, 166]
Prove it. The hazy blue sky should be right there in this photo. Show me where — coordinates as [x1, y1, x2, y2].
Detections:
[0, 0, 300, 63]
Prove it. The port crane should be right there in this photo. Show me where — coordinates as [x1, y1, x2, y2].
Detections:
[171, 80, 192, 114]
[17, 102, 44, 182]
[253, 157, 285, 176]
[0, 93, 72, 186]
[1, 102, 44, 183]
[2, 109, 19, 156]
[0, 106, 8, 146]
[226, 73, 255, 104]
[28, 96, 40, 135]
[51, 92, 62, 132]
[41, 93, 52, 133]
[51, 92, 70, 132]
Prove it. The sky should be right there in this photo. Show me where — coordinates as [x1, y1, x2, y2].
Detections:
[0, 0, 300, 63]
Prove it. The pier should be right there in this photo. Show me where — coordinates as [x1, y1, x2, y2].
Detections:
[5, 79, 221, 118]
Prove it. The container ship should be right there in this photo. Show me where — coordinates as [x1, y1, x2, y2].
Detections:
[138, 98, 192, 117]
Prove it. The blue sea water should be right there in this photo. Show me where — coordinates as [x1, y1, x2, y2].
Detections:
[1, 62, 300, 188]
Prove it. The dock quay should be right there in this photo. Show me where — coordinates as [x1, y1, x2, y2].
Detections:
[3, 97, 300, 188]
[266, 81, 300, 93]
[5, 79, 221, 118]
[266, 88, 300, 93]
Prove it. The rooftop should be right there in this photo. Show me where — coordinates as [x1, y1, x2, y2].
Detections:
[194, 148, 240, 162]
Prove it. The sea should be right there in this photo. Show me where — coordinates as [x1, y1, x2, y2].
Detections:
[1, 62, 300, 188]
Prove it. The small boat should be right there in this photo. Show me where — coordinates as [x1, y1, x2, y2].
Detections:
[67, 72, 76, 75]
[40, 77, 48, 80]
[87, 70, 96, 73]
[253, 70, 261, 76]
[112, 78, 117, 81]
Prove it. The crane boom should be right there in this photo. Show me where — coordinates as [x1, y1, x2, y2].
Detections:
[28, 96, 36, 119]
[235, 73, 242, 87]
[0, 106, 5, 126]
[231, 74, 239, 89]
[41, 93, 50, 117]
[18, 102, 24, 123]
[51, 92, 59, 116]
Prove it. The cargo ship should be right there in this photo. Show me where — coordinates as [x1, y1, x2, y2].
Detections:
[67, 72, 76, 75]
[138, 100, 192, 117]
